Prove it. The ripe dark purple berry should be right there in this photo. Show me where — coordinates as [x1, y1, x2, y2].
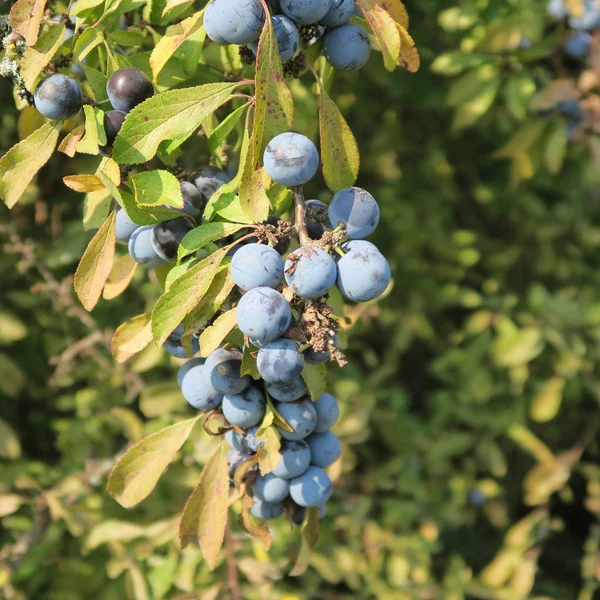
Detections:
[103, 110, 126, 146]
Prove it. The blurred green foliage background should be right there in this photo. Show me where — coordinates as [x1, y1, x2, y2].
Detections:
[2, 0, 600, 598]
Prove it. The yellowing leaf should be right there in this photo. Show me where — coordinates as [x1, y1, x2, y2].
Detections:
[73, 27, 105, 62]
[179, 441, 229, 570]
[107, 416, 201, 508]
[0, 419, 21, 459]
[77, 105, 106, 155]
[150, 11, 204, 80]
[0, 494, 24, 517]
[58, 125, 85, 158]
[317, 80, 359, 192]
[378, 0, 409, 27]
[74, 211, 117, 311]
[113, 82, 238, 164]
[21, 22, 66, 90]
[9, 0, 48, 45]
[238, 492, 272, 549]
[530, 377, 565, 423]
[103, 254, 138, 300]
[493, 327, 545, 368]
[111, 313, 153, 363]
[162, 0, 194, 17]
[199, 309, 237, 357]
[178, 222, 246, 262]
[239, 155, 271, 224]
[0, 120, 61, 209]
[397, 24, 420, 72]
[290, 507, 320, 576]
[252, 16, 294, 168]
[63, 174, 107, 193]
[357, 0, 401, 71]
[257, 426, 281, 475]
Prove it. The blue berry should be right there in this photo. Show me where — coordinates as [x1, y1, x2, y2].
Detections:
[323, 23, 371, 71]
[281, 0, 332, 25]
[263, 132, 320, 187]
[194, 166, 230, 200]
[275, 398, 317, 441]
[289, 466, 332, 507]
[289, 502, 327, 525]
[230, 243, 284, 292]
[177, 357, 205, 387]
[251, 15, 299, 62]
[204, 348, 250, 395]
[313, 392, 339, 432]
[225, 429, 252, 453]
[252, 472, 290, 503]
[265, 378, 309, 402]
[227, 449, 252, 476]
[321, 0, 354, 27]
[565, 31, 592, 58]
[272, 440, 311, 479]
[245, 425, 264, 451]
[222, 386, 266, 428]
[547, 0, 567, 19]
[34, 74, 83, 120]
[337, 244, 391, 302]
[107, 67, 153, 113]
[163, 324, 200, 358]
[204, 0, 265, 44]
[236, 287, 292, 342]
[328, 186, 380, 239]
[569, 0, 600, 30]
[151, 217, 194, 262]
[115, 209, 141, 243]
[306, 431, 341, 468]
[128, 226, 167, 269]
[251, 500, 284, 519]
[257, 339, 305, 384]
[179, 181, 204, 218]
[179, 363, 223, 410]
[284, 246, 337, 299]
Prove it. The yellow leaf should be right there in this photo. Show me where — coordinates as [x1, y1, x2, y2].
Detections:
[530, 377, 565, 423]
[103, 254, 138, 300]
[356, 0, 401, 71]
[199, 309, 238, 357]
[63, 174, 106, 193]
[111, 313, 153, 363]
[21, 22, 66, 90]
[0, 419, 21, 459]
[9, 0, 48, 45]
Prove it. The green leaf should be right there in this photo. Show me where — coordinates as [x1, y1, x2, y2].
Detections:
[82, 65, 109, 104]
[199, 309, 237, 357]
[0, 354, 25, 398]
[77, 105, 107, 155]
[9, 0, 47, 45]
[530, 377, 565, 423]
[178, 222, 246, 262]
[251, 16, 294, 168]
[107, 416, 201, 508]
[113, 82, 238, 164]
[71, 0, 104, 17]
[213, 193, 261, 224]
[544, 121, 568, 175]
[21, 22, 66, 90]
[0, 312, 27, 345]
[149, 10, 204, 80]
[111, 313, 153, 363]
[129, 170, 184, 211]
[73, 27, 105, 62]
[83, 190, 112, 231]
[303, 364, 327, 400]
[179, 441, 229, 569]
[239, 139, 271, 223]
[0, 120, 61, 209]
[107, 30, 145, 47]
[74, 211, 117, 311]
[152, 246, 230, 346]
[241, 345, 260, 379]
[317, 80, 359, 192]
[430, 51, 489, 77]
[208, 103, 248, 155]
[290, 507, 320, 576]
[493, 327, 545, 368]
[357, 0, 401, 71]
[0, 419, 22, 459]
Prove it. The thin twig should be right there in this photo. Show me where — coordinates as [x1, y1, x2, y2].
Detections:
[292, 186, 311, 246]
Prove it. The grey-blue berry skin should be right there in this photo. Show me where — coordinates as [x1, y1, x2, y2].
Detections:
[194, 166, 230, 200]
[328, 186, 380, 240]
[257, 339, 305, 385]
[236, 287, 292, 342]
[245, 424, 264, 451]
[204, 348, 250, 395]
[265, 378, 309, 402]
[204, 0, 265, 45]
[281, 0, 332, 25]
[275, 398, 317, 441]
[115, 209, 141, 244]
[564, 31, 591, 58]
[222, 386, 266, 428]
[321, 0, 354, 27]
[178, 181, 203, 218]
[230, 243, 284, 292]
[251, 500, 284, 520]
[34, 74, 83, 120]
[177, 357, 205, 388]
[272, 440, 311, 479]
[180, 364, 223, 410]
[252, 15, 299, 62]
[128, 226, 167, 269]
[307, 431, 341, 468]
[163, 324, 200, 358]
[227, 449, 252, 476]
[225, 429, 253, 453]
[152, 217, 194, 262]
[323, 23, 371, 72]
[313, 392, 340, 432]
[289, 465, 333, 507]
[284, 246, 337, 299]
[289, 502, 327, 526]
[252, 472, 290, 503]
[106, 67, 154, 113]
[570, 0, 600, 30]
[263, 132, 320, 187]
[337, 245, 391, 302]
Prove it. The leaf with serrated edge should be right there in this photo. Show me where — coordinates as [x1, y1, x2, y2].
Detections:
[152, 246, 230, 346]
[74, 211, 117, 311]
[150, 10, 204, 80]
[238, 491, 272, 549]
[0, 121, 61, 208]
[113, 83, 238, 164]
[252, 14, 294, 168]
[357, 0, 401, 71]
[129, 170, 184, 210]
[317, 80, 359, 192]
[21, 22, 65, 90]
[9, 0, 47, 45]
[104, 254, 138, 300]
[177, 222, 245, 262]
[111, 313, 153, 363]
[378, 0, 409, 27]
[107, 416, 201, 508]
[58, 125, 85, 158]
[199, 309, 237, 357]
[179, 441, 229, 569]
[397, 24, 420, 72]
[302, 364, 327, 400]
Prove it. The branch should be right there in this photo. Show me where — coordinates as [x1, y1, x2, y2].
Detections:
[292, 186, 311, 246]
